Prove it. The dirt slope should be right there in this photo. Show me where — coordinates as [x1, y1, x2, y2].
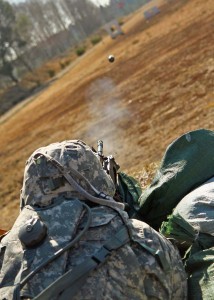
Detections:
[0, 0, 213, 229]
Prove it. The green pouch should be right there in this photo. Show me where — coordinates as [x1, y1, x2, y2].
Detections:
[186, 247, 214, 300]
[136, 129, 214, 230]
[117, 171, 142, 216]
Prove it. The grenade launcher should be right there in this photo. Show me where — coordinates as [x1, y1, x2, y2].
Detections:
[97, 140, 120, 186]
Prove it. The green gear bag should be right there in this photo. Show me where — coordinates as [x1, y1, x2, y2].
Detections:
[160, 213, 214, 253]
[185, 247, 214, 300]
[136, 129, 214, 230]
[161, 213, 214, 300]
[117, 171, 142, 216]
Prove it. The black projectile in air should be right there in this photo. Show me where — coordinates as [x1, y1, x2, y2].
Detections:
[108, 55, 115, 63]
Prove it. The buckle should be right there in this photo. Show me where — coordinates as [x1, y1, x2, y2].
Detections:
[92, 246, 110, 264]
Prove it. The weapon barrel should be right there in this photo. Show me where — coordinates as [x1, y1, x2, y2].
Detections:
[97, 140, 103, 157]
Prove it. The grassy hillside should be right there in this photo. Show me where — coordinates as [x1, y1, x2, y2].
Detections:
[0, 0, 213, 229]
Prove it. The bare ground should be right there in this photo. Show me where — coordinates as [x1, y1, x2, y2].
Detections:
[0, 0, 213, 229]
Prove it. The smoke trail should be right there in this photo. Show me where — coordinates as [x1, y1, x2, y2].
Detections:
[84, 77, 130, 156]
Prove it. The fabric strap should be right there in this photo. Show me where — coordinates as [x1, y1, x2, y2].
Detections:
[34, 226, 130, 300]
[37, 152, 125, 211]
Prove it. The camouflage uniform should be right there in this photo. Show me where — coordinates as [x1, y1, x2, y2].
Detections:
[20, 140, 116, 209]
[0, 140, 187, 299]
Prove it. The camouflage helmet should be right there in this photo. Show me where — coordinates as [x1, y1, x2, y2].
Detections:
[20, 140, 116, 208]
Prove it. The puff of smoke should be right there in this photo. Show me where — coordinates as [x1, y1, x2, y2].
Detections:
[84, 77, 130, 156]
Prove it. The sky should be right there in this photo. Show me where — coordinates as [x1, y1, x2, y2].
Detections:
[8, 0, 110, 5]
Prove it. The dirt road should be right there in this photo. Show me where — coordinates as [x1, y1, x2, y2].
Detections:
[0, 0, 213, 228]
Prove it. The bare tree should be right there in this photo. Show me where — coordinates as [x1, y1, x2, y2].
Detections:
[0, 0, 19, 83]
[0, 0, 144, 85]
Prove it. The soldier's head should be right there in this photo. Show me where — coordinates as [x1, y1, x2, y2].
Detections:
[20, 140, 115, 209]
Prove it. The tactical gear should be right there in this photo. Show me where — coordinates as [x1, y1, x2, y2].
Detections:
[137, 129, 214, 230]
[18, 217, 47, 248]
[20, 140, 116, 209]
[186, 247, 214, 300]
[161, 176, 214, 300]
[140, 129, 214, 300]
[174, 176, 214, 237]
[97, 139, 120, 186]
[0, 140, 187, 299]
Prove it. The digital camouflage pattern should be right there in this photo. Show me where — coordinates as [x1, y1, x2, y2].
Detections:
[20, 140, 116, 209]
[69, 210, 187, 300]
[0, 140, 187, 299]
[0, 204, 187, 299]
[0, 199, 84, 299]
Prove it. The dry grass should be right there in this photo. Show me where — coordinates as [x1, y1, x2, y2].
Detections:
[131, 162, 159, 191]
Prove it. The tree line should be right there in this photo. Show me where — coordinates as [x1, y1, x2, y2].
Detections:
[0, 0, 144, 86]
